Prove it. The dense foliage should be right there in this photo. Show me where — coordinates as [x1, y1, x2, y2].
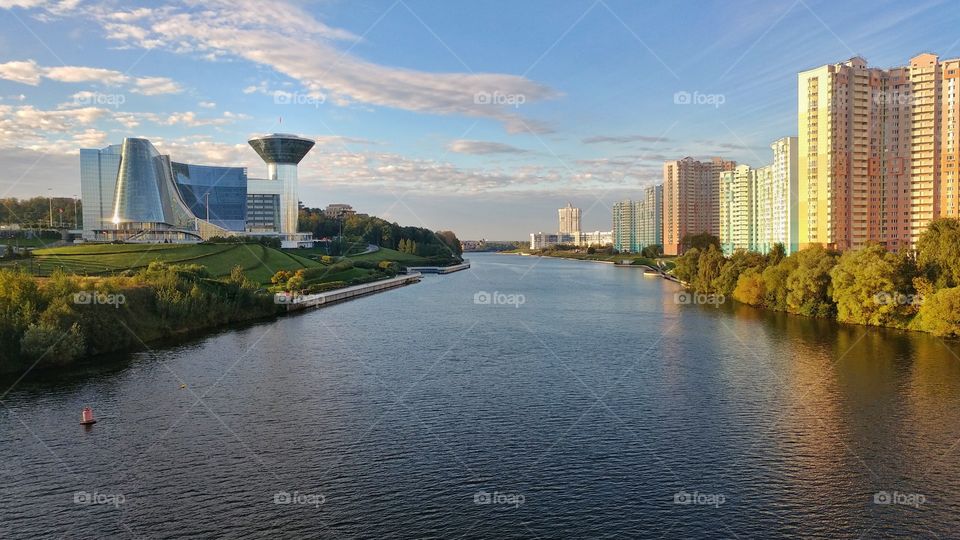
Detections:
[298, 207, 462, 261]
[673, 218, 960, 337]
[0, 197, 81, 228]
[0, 262, 278, 373]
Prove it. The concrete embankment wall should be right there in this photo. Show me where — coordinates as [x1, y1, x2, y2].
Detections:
[280, 273, 422, 311]
[406, 260, 471, 274]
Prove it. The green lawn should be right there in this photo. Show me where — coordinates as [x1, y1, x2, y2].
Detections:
[20, 243, 324, 284]
[347, 246, 430, 265]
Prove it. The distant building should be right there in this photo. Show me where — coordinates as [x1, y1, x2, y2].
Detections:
[530, 232, 574, 250]
[613, 185, 662, 253]
[719, 165, 756, 255]
[718, 137, 798, 255]
[324, 204, 356, 219]
[558, 202, 581, 234]
[80, 133, 315, 246]
[663, 157, 736, 255]
[530, 230, 611, 250]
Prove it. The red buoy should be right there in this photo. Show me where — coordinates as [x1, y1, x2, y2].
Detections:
[80, 407, 97, 425]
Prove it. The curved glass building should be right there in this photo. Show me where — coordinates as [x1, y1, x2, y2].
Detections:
[248, 134, 315, 236]
[80, 133, 314, 245]
[172, 162, 248, 232]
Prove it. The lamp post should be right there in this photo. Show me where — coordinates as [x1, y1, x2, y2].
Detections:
[72, 195, 78, 229]
[47, 188, 53, 228]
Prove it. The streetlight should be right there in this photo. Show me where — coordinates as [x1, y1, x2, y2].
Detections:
[47, 188, 53, 228]
[72, 195, 79, 229]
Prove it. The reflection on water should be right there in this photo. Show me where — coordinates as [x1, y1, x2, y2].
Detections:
[1, 253, 959, 538]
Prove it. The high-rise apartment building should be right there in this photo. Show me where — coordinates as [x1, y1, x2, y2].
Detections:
[719, 165, 755, 254]
[558, 202, 581, 234]
[612, 184, 662, 253]
[769, 137, 799, 254]
[718, 138, 797, 255]
[799, 53, 960, 250]
[662, 157, 735, 255]
[909, 53, 960, 243]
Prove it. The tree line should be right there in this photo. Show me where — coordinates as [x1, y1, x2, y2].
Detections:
[0, 197, 82, 228]
[298, 207, 462, 260]
[672, 218, 960, 337]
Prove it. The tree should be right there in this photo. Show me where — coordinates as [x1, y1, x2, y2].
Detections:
[830, 244, 917, 327]
[673, 247, 700, 284]
[732, 268, 765, 305]
[785, 245, 838, 317]
[767, 243, 786, 266]
[713, 250, 766, 296]
[693, 245, 725, 293]
[916, 218, 960, 288]
[915, 287, 960, 337]
[641, 244, 663, 258]
[681, 232, 720, 252]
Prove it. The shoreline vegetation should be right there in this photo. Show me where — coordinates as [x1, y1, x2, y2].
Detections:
[523, 220, 960, 338]
[0, 220, 465, 374]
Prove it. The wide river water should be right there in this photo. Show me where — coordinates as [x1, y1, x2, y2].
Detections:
[2, 253, 960, 538]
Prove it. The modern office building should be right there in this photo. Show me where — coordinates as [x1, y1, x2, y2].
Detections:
[612, 185, 662, 253]
[80, 133, 316, 245]
[248, 133, 316, 247]
[662, 157, 735, 255]
[171, 162, 248, 232]
[79, 144, 122, 238]
[558, 202, 581, 234]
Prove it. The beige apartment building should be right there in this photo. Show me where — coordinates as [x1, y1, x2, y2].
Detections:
[799, 53, 960, 251]
[558, 202, 581, 234]
[663, 157, 735, 255]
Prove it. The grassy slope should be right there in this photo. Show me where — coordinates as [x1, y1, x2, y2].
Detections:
[347, 246, 430, 265]
[24, 243, 324, 284]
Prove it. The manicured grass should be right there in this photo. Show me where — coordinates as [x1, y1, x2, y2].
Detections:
[21, 243, 324, 284]
[347, 246, 429, 265]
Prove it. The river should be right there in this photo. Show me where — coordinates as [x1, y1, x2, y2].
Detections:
[2, 252, 959, 538]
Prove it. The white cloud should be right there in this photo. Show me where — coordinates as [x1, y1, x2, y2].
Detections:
[448, 140, 529, 155]
[0, 59, 182, 95]
[28, 0, 558, 133]
[45, 65, 128, 85]
[198, 101, 216, 108]
[131, 76, 181, 95]
[0, 60, 41, 85]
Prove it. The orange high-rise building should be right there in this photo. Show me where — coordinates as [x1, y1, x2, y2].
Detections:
[799, 54, 960, 251]
[662, 156, 736, 255]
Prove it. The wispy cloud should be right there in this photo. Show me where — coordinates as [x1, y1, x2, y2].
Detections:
[0, 59, 182, 94]
[582, 134, 671, 144]
[448, 140, 529, 155]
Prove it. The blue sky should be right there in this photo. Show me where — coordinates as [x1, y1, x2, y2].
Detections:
[0, 0, 957, 239]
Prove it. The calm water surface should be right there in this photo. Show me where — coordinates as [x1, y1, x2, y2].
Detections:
[2, 253, 960, 538]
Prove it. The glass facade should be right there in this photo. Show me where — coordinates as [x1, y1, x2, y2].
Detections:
[79, 144, 121, 238]
[246, 193, 281, 232]
[172, 162, 248, 232]
[112, 138, 195, 230]
[249, 134, 315, 235]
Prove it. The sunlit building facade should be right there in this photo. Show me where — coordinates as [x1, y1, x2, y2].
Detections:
[80, 134, 316, 244]
[663, 157, 735, 255]
[612, 185, 662, 253]
[558, 202, 581, 234]
[79, 144, 121, 239]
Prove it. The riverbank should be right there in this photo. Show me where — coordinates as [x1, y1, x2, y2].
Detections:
[0, 264, 421, 374]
